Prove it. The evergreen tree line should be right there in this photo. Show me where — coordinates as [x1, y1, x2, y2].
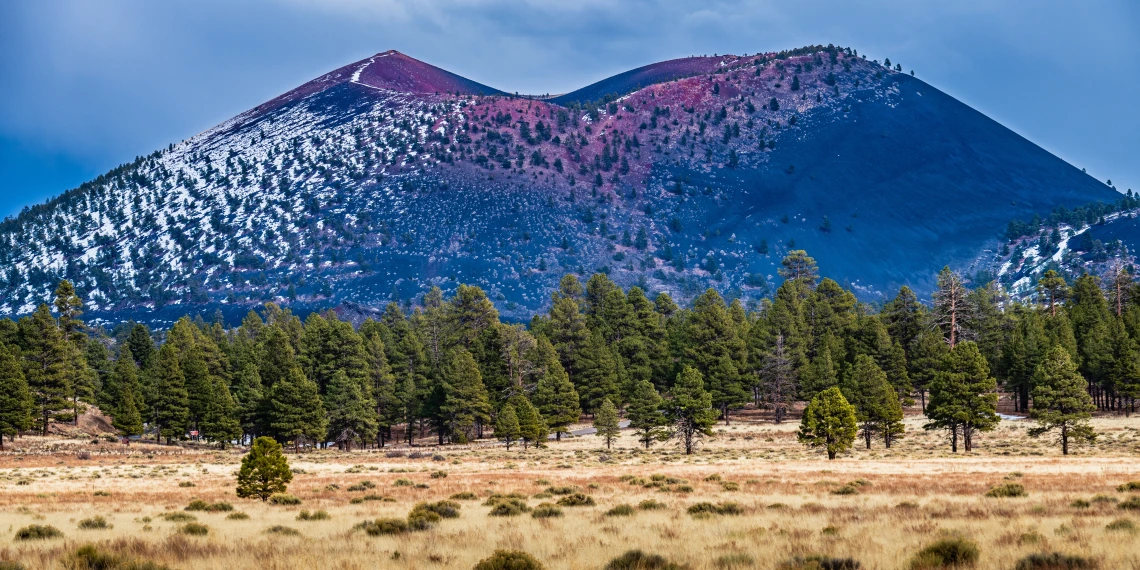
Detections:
[0, 251, 1134, 456]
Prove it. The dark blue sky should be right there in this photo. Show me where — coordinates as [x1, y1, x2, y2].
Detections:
[2, 0, 1138, 218]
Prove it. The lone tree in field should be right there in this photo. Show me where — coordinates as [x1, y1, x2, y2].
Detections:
[236, 436, 293, 501]
[1029, 346, 1097, 455]
[798, 387, 858, 460]
[627, 377, 669, 449]
[669, 366, 718, 454]
[495, 404, 521, 451]
[924, 341, 999, 452]
[593, 398, 620, 450]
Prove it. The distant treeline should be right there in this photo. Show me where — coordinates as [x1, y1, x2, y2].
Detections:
[0, 251, 1135, 455]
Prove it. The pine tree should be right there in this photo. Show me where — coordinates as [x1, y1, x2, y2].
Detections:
[1029, 346, 1096, 454]
[841, 355, 904, 448]
[108, 346, 144, 436]
[150, 344, 190, 444]
[127, 323, 155, 369]
[236, 436, 293, 501]
[574, 330, 619, 414]
[593, 398, 620, 450]
[548, 286, 590, 382]
[268, 366, 327, 452]
[19, 305, 72, 434]
[686, 289, 748, 424]
[232, 363, 264, 443]
[1037, 270, 1069, 317]
[495, 404, 521, 450]
[324, 370, 378, 451]
[113, 386, 143, 438]
[440, 349, 492, 443]
[200, 376, 241, 448]
[531, 337, 581, 440]
[932, 267, 972, 347]
[669, 366, 717, 454]
[798, 387, 858, 459]
[513, 395, 547, 449]
[761, 334, 798, 423]
[924, 341, 999, 452]
[365, 333, 401, 446]
[0, 344, 33, 450]
[909, 329, 948, 412]
[626, 377, 668, 448]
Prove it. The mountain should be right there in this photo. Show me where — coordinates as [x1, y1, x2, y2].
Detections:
[0, 46, 1121, 325]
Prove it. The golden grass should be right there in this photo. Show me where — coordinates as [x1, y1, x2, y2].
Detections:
[1, 414, 1139, 569]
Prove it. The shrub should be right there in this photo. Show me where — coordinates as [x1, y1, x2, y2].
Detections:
[266, 525, 300, 536]
[715, 553, 755, 568]
[179, 523, 209, 536]
[178, 482, 196, 488]
[431, 471, 448, 479]
[161, 512, 196, 522]
[226, 512, 250, 520]
[704, 474, 723, 482]
[1091, 494, 1117, 504]
[556, 493, 595, 507]
[347, 480, 376, 492]
[269, 493, 301, 505]
[531, 504, 563, 518]
[1117, 481, 1140, 492]
[1105, 518, 1135, 532]
[412, 501, 461, 519]
[831, 484, 859, 496]
[778, 556, 861, 570]
[296, 510, 330, 521]
[1013, 553, 1097, 570]
[205, 502, 233, 512]
[185, 499, 210, 511]
[897, 502, 920, 510]
[393, 479, 414, 487]
[546, 486, 576, 495]
[489, 500, 529, 517]
[721, 481, 740, 491]
[406, 509, 441, 531]
[77, 516, 111, 530]
[1119, 497, 1140, 510]
[14, 525, 63, 540]
[1069, 499, 1091, 508]
[92, 490, 111, 497]
[362, 518, 408, 535]
[908, 538, 979, 569]
[604, 550, 688, 570]
[0, 561, 24, 570]
[605, 504, 636, 517]
[67, 544, 169, 570]
[688, 502, 743, 517]
[385, 450, 406, 458]
[406, 451, 428, 459]
[473, 549, 545, 570]
[985, 483, 1027, 498]
[639, 499, 667, 510]
[450, 491, 479, 500]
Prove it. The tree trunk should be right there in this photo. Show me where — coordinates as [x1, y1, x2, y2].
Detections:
[1061, 424, 1069, 455]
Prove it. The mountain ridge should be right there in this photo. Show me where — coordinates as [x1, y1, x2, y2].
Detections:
[0, 45, 1120, 325]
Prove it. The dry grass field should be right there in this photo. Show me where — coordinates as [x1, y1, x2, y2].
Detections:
[1, 411, 1139, 570]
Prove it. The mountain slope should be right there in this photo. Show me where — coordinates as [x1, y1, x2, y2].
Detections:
[0, 46, 1120, 324]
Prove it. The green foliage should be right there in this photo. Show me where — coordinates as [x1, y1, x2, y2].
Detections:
[495, 404, 521, 450]
[296, 509, 330, 521]
[687, 502, 744, 517]
[236, 436, 293, 501]
[670, 366, 718, 454]
[840, 354, 904, 449]
[14, 524, 63, 540]
[924, 342, 999, 453]
[76, 516, 111, 530]
[1013, 553, 1096, 570]
[593, 398, 621, 449]
[0, 344, 33, 449]
[604, 550, 689, 570]
[627, 377, 669, 449]
[531, 504, 563, 518]
[605, 504, 636, 516]
[1028, 346, 1097, 454]
[1117, 481, 1140, 492]
[908, 538, 979, 569]
[985, 483, 1027, 498]
[178, 523, 209, 536]
[362, 518, 408, 535]
[513, 396, 548, 449]
[555, 493, 595, 507]
[777, 556, 860, 570]
[67, 544, 170, 570]
[798, 387, 857, 460]
[269, 493, 301, 505]
[473, 550, 545, 570]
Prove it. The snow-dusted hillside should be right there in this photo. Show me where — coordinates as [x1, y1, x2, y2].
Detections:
[0, 46, 1119, 324]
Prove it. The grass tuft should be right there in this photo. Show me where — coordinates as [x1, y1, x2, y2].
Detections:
[473, 549, 545, 570]
[179, 522, 209, 536]
[1013, 552, 1097, 570]
[604, 549, 688, 570]
[77, 516, 111, 530]
[14, 525, 63, 541]
[985, 483, 1027, 498]
[908, 537, 979, 569]
[269, 493, 301, 505]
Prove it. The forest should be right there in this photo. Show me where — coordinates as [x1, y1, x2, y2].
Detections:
[1, 250, 1136, 457]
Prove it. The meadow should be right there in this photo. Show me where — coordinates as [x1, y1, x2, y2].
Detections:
[1, 413, 1139, 570]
